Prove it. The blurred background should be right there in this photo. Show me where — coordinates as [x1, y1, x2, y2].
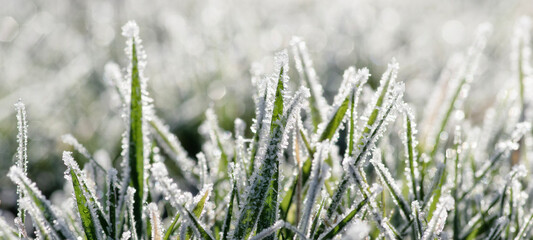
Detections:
[0, 0, 532, 218]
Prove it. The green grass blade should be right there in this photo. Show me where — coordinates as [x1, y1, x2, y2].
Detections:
[123, 21, 146, 238]
[514, 212, 533, 240]
[309, 200, 325, 239]
[317, 198, 368, 240]
[222, 182, 237, 240]
[186, 185, 212, 240]
[318, 96, 349, 141]
[163, 212, 180, 240]
[184, 208, 215, 240]
[68, 162, 98, 239]
[256, 61, 286, 239]
[8, 166, 75, 239]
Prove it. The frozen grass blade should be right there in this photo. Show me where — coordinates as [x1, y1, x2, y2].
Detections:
[298, 141, 329, 236]
[255, 51, 288, 239]
[402, 104, 421, 201]
[282, 68, 369, 222]
[326, 64, 403, 221]
[123, 20, 151, 238]
[315, 197, 368, 240]
[421, 195, 453, 240]
[163, 212, 180, 240]
[147, 203, 163, 240]
[426, 23, 492, 159]
[184, 208, 215, 240]
[63, 151, 104, 240]
[8, 166, 76, 239]
[14, 100, 28, 225]
[514, 212, 533, 240]
[0, 216, 18, 240]
[370, 152, 411, 221]
[185, 184, 212, 240]
[221, 181, 237, 240]
[291, 37, 328, 130]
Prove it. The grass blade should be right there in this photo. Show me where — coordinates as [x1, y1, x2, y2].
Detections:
[8, 166, 75, 239]
[317, 198, 368, 240]
[122, 20, 151, 238]
[63, 152, 102, 240]
[221, 181, 237, 240]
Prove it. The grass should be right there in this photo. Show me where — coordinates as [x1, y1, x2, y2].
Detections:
[1, 18, 533, 240]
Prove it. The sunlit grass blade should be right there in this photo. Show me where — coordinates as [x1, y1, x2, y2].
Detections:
[148, 203, 163, 240]
[421, 195, 453, 240]
[370, 152, 411, 221]
[234, 70, 309, 239]
[251, 221, 308, 240]
[14, 100, 28, 225]
[221, 181, 237, 240]
[163, 212, 180, 240]
[315, 197, 367, 240]
[8, 166, 76, 239]
[185, 185, 212, 240]
[255, 54, 288, 239]
[0, 216, 19, 240]
[291, 37, 328, 130]
[308, 200, 325, 239]
[122, 20, 152, 238]
[514, 212, 533, 240]
[299, 141, 329, 236]
[184, 208, 215, 240]
[402, 104, 421, 201]
[63, 152, 104, 239]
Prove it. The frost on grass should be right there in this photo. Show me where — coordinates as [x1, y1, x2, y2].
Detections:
[7, 20, 533, 240]
[8, 166, 75, 239]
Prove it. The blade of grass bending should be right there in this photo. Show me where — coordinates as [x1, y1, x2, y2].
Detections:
[315, 197, 367, 240]
[184, 208, 215, 240]
[8, 166, 76, 239]
[163, 212, 180, 240]
[370, 152, 411, 221]
[185, 185, 212, 240]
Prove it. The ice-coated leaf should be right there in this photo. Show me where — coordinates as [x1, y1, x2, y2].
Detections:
[63, 152, 103, 240]
[122, 20, 152, 238]
[421, 195, 453, 240]
[0, 216, 18, 240]
[233, 80, 309, 239]
[401, 104, 421, 200]
[8, 166, 76, 239]
[299, 141, 329, 236]
[14, 100, 28, 224]
[290, 37, 329, 130]
[221, 181, 237, 240]
[370, 152, 411, 221]
[147, 203, 163, 240]
[316, 197, 367, 240]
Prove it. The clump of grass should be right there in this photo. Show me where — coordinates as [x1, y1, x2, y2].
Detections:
[2, 17, 533, 240]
